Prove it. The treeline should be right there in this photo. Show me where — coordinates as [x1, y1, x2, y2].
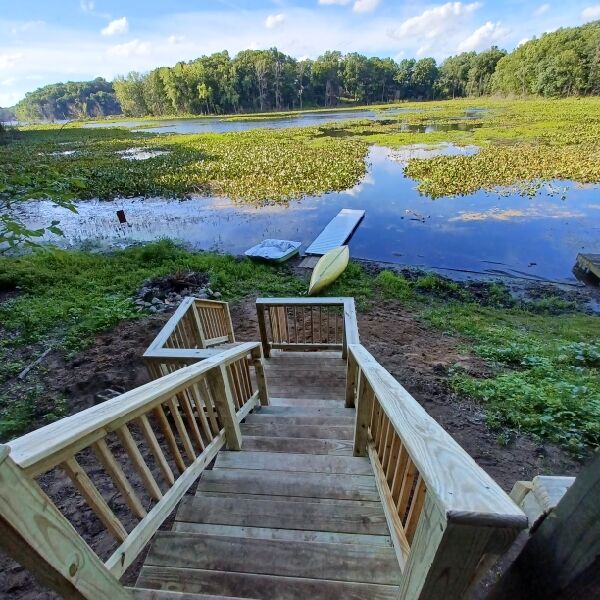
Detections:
[14, 78, 121, 121]
[0, 107, 15, 123]
[114, 47, 508, 117]
[494, 21, 600, 96]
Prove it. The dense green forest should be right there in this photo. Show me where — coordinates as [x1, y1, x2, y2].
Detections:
[13, 78, 121, 121]
[12, 21, 600, 120]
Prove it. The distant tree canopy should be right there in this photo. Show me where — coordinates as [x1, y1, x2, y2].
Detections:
[0, 107, 15, 123]
[13, 78, 121, 121]
[11, 21, 600, 121]
[492, 21, 600, 96]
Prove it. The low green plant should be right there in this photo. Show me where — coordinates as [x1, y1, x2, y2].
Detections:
[374, 270, 414, 300]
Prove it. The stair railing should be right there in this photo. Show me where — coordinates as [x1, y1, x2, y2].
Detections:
[346, 344, 528, 599]
[0, 342, 268, 599]
[256, 297, 359, 358]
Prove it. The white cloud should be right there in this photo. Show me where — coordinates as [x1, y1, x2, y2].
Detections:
[581, 4, 600, 19]
[353, 0, 380, 12]
[533, 3, 550, 16]
[101, 17, 129, 36]
[265, 13, 285, 28]
[0, 53, 24, 70]
[458, 21, 510, 51]
[318, 0, 352, 4]
[80, 0, 95, 12]
[107, 39, 150, 57]
[168, 35, 185, 44]
[390, 2, 482, 41]
[517, 37, 530, 46]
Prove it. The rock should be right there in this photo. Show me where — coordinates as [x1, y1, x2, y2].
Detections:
[151, 297, 162, 305]
[149, 306, 158, 314]
[207, 288, 214, 296]
[197, 293, 209, 300]
[212, 291, 222, 299]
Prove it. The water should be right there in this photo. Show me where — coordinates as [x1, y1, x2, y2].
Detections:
[15, 145, 600, 282]
[83, 108, 483, 135]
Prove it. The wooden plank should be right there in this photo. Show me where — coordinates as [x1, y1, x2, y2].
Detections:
[92, 438, 147, 519]
[244, 413, 354, 426]
[256, 405, 353, 417]
[196, 491, 382, 508]
[348, 345, 527, 529]
[241, 436, 354, 456]
[269, 397, 346, 408]
[196, 468, 380, 501]
[105, 433, 226, 578]
[270, 343, 343, 351]
[137, 415, 175, 487]
[240, 423, 353, 440]
[144, 532, 401, 585]
[576, 253, 600, 279]
[172, 521, 392, 546]
[137, 566, 400, 600]
[0, 447, 131, 600]
[215, 451, 372, 475]
[8, 343, 259, 472]
[62, 457, 128, 543]
[129, 589, 244, 600]
[250, 345, 269, 406]
[175, 494, 389, 535]
[305, 209, 365, 255]
[354, 373, 373, 456]
[257, 298, 348, 306]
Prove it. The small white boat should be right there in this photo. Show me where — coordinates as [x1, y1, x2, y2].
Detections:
[245, 239, 302, 263]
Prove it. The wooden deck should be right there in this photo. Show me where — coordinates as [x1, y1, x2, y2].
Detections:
[576, 253, 600, 280]
[135, 351, 402, 599]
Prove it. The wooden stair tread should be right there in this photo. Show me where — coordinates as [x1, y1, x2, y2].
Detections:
[256, 405, 354, 417]
[176, 494, 388, 535]
[129, 589, 251, 600]
[144, 533, 401, 585]
[269, 397, 346, 407]
[197, 468, 380, 501]
[215, 450, 371, 475]
[240, 423, 353, 440]
[171, 522, 392, 546]
[241, 435, 354, 456]
[137, 566, 400, 600]
[244, 413, 354, 426]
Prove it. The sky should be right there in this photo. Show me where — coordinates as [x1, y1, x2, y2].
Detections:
[1, 0, 599, 106]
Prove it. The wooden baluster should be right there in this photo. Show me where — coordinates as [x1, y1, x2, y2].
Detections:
[191, 302, 207, 349]
[378, 417, 391, 462]
[153, 405, 186, 474]
[385, 434, 401, 485]
[116, 425, 162, 501]
[136, 414, 175, 486]
[228, 363, 243, 410]
[62, 457, 128, 543]
[177, 391, 205, 452]
[189, 382, 214, 442]
[382, 425, 396, 472]
[293, 306, 298, 344]
[92, 438, 147, 519]
[404, 475, 427, 544]
[206, 365, 242, 450]
[166, 398, 196, 462]
[0, 446, 131, 600]
[397, 457, 418, 523]
[198, 378, 221, 434]
[223, 303, 236, 342]
[390, 443, 409, 504]
[353, 374, 374, 457]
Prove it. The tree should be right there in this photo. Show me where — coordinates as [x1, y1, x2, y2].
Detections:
[312, 51, 342, 106]
[412, 58, 438, 99]
[113, 72, 147, 116]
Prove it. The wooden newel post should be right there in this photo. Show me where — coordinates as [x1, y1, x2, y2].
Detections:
[256, 304, 270, 358]
[207, 365, 243, 450]
[0, 445, 132, 600]
[250, 346, 270, 406]
[345, 351, 358, 408]
[353, 371, 372, 457]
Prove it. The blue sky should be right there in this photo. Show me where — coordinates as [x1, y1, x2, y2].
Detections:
[1, 0, 599, 106]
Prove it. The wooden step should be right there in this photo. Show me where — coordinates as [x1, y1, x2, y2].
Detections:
[270, 397, 345, 408]
[255, 405, 354, 417]
[240, 423, 353, 440]
[137, 566, 399, 600]
[197, 468, 379, 501]
[171, 522, 392, 546]
[244, 413, 354, 426]
[241, 435, 353, 456]
[129, 589, 250, 600]
[144, 533, 401, 585]
[266, 387, 344, 401]
[176, 494, 388, 535]
[195, 491, 382, 507]
[215, 451, 371, 475]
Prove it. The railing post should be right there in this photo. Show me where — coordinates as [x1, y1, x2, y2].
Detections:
[250, 346, 270, 406]
[206, 365, 243, 450]
[256, 303, 270, 358]
[345, 349, 358, 408]
[353, 370, 372, 457]
[0, 445, 132, 600]
[342, 313, 348, 359]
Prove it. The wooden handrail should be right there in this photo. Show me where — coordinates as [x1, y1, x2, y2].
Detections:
[347, 344, 527, 599]
[256, 297, 359, 358]
[1, 341, 269, 598]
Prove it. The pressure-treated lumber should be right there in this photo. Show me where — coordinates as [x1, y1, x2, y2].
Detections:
[0, 446, 132, 600]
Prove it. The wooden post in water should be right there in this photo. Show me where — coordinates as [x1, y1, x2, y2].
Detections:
[488, 451, 600, 600]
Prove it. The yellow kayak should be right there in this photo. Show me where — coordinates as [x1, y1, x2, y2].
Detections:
[308, 246, 349, 295]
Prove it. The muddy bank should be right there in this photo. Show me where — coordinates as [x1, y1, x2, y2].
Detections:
[0, 298, 581, 599]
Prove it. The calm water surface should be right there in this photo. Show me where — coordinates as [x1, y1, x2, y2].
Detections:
[16, 146, 600, 282]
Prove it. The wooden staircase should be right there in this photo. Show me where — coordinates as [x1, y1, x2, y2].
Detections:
[134, 351, 402, 599]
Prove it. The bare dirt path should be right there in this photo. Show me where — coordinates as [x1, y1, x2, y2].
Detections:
[0, 297, 579, 599]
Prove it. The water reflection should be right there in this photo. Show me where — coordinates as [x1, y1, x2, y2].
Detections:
[14, 146, 600, 282]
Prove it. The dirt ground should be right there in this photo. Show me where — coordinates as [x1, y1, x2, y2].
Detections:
[0, 297, 580, 599]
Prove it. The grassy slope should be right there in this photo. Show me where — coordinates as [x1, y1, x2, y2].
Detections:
[1, 242, 598, 454]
